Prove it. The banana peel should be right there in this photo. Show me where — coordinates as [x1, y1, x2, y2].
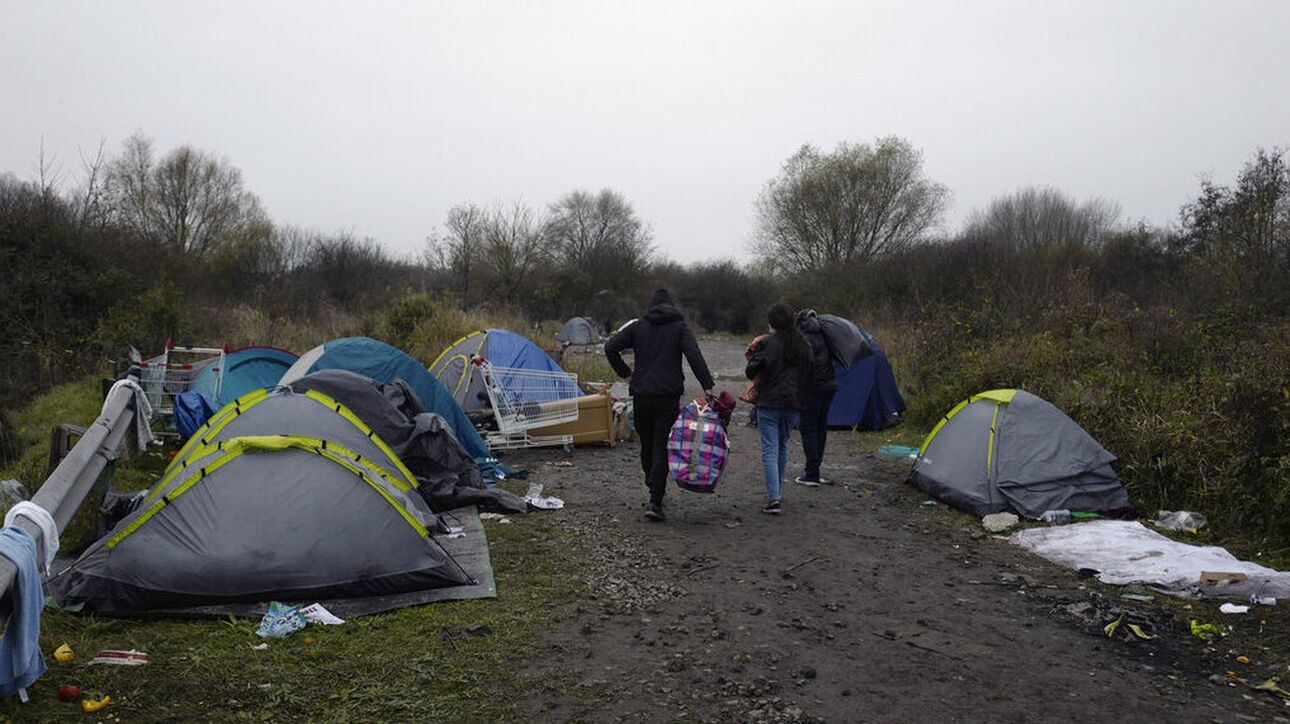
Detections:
[1127, 623, 1158, 640]
[1255, 678, 1290, 699]
[81, 695, 111, 713]
[1104, 614, 1124, 638]
[53, 643, 75, 663]
[1104, 614, 1157, 641]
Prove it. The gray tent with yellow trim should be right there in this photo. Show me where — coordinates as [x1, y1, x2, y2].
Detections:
[48, 387, 475, 614]
[910, 389, 1129, 518]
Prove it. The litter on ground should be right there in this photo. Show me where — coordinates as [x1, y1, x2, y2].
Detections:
[87, 650, 149, 666]
[1011, 520, 1290, 599]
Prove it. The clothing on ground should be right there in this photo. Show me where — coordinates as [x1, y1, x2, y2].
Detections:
[634, 394, 680, 506]
[0, 527, 47, 699]
[757, 407, 799, 502]
[605, 289, 715, 397]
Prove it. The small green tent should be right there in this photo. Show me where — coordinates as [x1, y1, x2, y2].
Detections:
[49, 388, 474, 614]
[910, 389, 1129, 518]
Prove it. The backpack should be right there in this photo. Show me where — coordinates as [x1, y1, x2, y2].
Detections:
[668, 397, 731, 493]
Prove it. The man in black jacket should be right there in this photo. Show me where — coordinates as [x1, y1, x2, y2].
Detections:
[605, 288, 715, 521]
[795, 309, 840, 486]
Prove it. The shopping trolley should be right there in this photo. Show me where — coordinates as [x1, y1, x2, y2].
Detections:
[473, 356, 581, 449]
[137, 341, 225, 436]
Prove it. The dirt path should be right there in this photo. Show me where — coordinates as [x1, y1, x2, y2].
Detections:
[505, 339, 1279, 723]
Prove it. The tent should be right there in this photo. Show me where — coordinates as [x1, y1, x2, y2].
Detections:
[48, 387, 475, 614]
[909, 389, 1130, 518]
[288, 369, 527, 514]
[556, 317, 600, 346]
[278, 337, 489, 459]
[827, 326, 906, 430]
[190, 346, 298, 407]
[430, 328, 579, 412]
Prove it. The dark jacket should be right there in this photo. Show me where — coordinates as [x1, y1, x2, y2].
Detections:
[797, 310, 839, 399]
[606, 290, 715, 398]
[745, 331, 805, 410]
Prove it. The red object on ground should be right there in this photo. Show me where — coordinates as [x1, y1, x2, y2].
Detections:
[57, 684, 80, 702]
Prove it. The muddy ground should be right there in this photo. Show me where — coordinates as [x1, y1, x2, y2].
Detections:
[503, 339, 1288, 723]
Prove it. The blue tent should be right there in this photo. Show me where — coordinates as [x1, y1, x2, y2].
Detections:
[279, 337, 490, 459]
[190, 346, 298, 407]
[827, 330, 906, 430]
[430, 328, 579, 411]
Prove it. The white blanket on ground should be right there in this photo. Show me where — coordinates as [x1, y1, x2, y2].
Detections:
[1011, 520, 1290, 599]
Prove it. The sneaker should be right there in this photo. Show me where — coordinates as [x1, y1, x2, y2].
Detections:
[818, 476, 836, 486]
[761, 500, 782, 515]
[645, 502, 666, 521]
[794, 476, 821, 487]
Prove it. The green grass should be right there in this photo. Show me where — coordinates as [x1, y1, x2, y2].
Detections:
[4, 510, 582, 722]
[0, 376, 106, 493]
[1, 379, 589, 722]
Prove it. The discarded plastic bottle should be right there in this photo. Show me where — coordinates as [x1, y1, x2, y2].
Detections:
[1040, 509, 1072, 525]
[1251, 594, 1277, 606]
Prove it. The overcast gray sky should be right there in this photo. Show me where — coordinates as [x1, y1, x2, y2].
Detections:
[3, 1, 1288, 262]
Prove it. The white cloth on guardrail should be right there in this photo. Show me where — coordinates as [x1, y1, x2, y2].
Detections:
[108, 378, 154, 452]
[3, 501, 58, 575]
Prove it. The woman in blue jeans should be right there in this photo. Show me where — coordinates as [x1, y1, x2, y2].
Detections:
[745, 303, 808, 514]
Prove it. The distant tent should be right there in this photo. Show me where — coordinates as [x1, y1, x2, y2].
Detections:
[429, 329, 579, 412]
[190, 346, 297, 407]
[557, 317, 600, 346]
[48, 387, 474, 614]
[827, 326, 905, 430]
[910, 389, 1130, 518]
[278, 337, 489, 459]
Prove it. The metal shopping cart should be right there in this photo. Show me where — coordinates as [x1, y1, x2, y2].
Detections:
[138, 341, 226, 436]
[474, 356, 581, 449]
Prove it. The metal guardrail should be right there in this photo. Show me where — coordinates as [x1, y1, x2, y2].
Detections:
[0, 380, 144, 617]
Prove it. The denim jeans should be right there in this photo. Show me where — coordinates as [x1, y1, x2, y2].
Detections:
[757, 407, 799, 502]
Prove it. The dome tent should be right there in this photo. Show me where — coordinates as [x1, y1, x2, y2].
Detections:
[278, 337, 489, 460]
[826, 324, 906, 430]
[556, 317, 600, 346]
[910, 389, 1130, 518]
[189, 346, 298, 407]
[48, 387, 474, 614]
[430, 328, 579, 412]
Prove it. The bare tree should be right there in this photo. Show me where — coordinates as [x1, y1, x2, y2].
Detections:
[427, 202, 487, 307]
[478, 201, 547, 307]
[754, 137, 950, 273]
[964, 186, 1120, 251]
[104, 133, 268, 255]
[545, 189, 653, 313]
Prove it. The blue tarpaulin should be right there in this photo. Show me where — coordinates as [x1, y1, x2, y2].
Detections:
[172, 391, 218, 441]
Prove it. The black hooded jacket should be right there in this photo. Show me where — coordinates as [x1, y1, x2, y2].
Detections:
[797, 310, 839, 398]
[744, 331, 805, 410]
[605, 290, 715, 397]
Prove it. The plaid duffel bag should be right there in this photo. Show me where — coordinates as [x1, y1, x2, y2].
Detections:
[667, 397, 731, 493]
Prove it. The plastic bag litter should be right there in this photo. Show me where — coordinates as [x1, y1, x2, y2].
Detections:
[876, 445, 919, 461]
[1153, 510, 1207, 531]
[256, 602, 307, 638]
